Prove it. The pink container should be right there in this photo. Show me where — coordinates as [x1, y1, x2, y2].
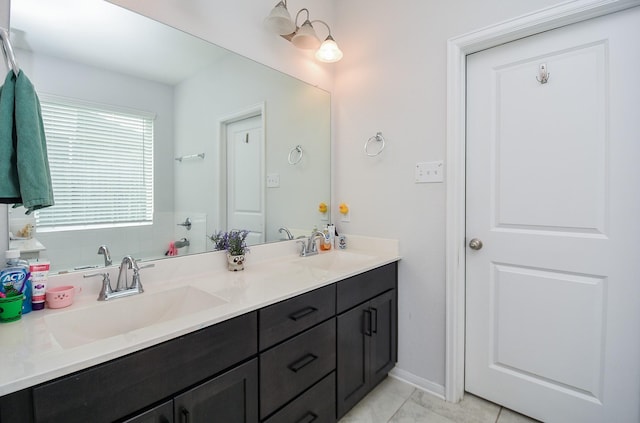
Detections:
[45, 285, 81, 309]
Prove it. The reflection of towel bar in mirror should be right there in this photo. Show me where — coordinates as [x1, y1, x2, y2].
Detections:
[175, 153, 205, 162]
[288, 145, 304, 165]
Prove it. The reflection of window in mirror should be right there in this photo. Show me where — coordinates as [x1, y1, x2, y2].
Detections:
[36, 95, 155, 232]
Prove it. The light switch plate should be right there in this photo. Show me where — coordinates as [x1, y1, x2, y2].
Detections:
[266, 173, 280, 188]
[415, 161, 444, 183]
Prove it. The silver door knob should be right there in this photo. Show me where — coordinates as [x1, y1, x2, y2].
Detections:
[469, 238, 483, 250]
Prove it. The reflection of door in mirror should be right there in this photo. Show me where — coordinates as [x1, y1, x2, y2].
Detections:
[226, 115, 264, 246]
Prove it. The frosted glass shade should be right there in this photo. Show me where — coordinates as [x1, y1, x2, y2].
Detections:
[315, 36, 343, 63]
[264, 2, 296, 35]
[291, 20, 320, 49]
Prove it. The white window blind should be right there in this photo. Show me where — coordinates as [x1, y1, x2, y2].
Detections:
[36, 96, 154, 231]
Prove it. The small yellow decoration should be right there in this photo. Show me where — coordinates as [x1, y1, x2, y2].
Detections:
[318, 202, 328, 214]
[339, 203, 349, 215]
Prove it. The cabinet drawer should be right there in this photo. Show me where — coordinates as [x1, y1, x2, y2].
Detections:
[33, 312, 257, 423]
[260, 318, 336, 418]
[264, 372, 336, 423]
[337, 262, 397, 313]
[260, 284, 336, 350]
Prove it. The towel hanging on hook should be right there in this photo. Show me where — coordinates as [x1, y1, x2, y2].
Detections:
[0, 28, 20, 77]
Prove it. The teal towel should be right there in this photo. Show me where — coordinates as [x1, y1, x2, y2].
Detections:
[0, 70, 54, 213]
[14, 70, 54, 213]
[0, 71, 21, 203]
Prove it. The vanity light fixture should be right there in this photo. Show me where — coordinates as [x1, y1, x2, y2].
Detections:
[264, 1, 343, 63]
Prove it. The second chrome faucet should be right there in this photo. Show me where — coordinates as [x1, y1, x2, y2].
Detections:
[297, 231, 325, 257]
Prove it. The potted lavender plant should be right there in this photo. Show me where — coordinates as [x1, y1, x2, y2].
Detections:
[209, 229, 250, 271]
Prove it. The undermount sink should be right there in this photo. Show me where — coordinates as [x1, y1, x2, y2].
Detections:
[44, 286, 228, 349]
[295, 251, 377, 271]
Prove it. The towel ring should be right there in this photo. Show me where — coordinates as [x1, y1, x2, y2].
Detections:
[288, 145, 303, 165]
[364, 132, 385, 157]
[0, 28, 20, 77]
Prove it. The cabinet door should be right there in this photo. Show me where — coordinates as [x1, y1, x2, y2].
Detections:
[337, 289, 398, 419]
[336, 303, 371, 419]
[174, 359, 258, 423]
[369, 290, 397, 387]
[122, 400, 173, 423]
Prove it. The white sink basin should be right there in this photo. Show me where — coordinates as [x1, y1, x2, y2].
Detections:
[295, 251, 377, 271]
[44, 286, 228, 349]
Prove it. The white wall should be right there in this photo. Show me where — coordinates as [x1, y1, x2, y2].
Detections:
[332, 0, 568, 392]
[107, 0, 335, 93]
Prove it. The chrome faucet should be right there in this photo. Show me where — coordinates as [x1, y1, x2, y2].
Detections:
[116, 255, 137, 292]
[297, 231, 325, 257]
[97, 245, 112, 267]
[84, 255, 154, 301]
[278, 227, 294, 240]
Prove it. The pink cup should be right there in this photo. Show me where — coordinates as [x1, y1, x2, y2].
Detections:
[46, 285, 82, 309]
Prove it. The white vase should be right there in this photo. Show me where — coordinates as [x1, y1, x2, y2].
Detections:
[227, 253, 245, 271]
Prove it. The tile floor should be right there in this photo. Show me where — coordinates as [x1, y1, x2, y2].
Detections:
[339, 377, 541, 423]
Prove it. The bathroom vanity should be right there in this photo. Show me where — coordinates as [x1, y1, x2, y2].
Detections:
[0, 237, 399, 422]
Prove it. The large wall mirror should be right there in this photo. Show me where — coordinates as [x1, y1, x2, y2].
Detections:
[8, 0, 331, 273]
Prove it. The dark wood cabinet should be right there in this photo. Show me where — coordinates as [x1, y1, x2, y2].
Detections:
[32, 312, 257, 423]
[174, 359, 258, 423]
[122, 359, 258, 423]
[0, 261, 398, 423]
[336, 264, 398, 419]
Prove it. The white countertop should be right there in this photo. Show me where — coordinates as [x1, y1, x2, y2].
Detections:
[0, 235, 400, 396]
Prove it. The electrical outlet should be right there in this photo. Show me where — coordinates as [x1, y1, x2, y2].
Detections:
[340, 208, 350, 222]
[415, 161, 444, 183]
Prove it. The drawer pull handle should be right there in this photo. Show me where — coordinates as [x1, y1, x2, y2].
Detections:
[296, 412, 318, 423]
[288, 353, 318, 372]
[364, 309, 372, 336]
[181, 408, 191, 423]
[289, 306, 318, 321]
[371, 307, 378, 334]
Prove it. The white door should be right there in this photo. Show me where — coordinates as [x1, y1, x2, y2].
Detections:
[226, 115, 265, 245]
[465, 7, 640, 423]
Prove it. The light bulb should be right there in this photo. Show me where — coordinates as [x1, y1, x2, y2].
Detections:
[315, 36, 343, 63]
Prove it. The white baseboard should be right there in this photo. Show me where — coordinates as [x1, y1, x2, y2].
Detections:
[389, 367, 446, 400]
